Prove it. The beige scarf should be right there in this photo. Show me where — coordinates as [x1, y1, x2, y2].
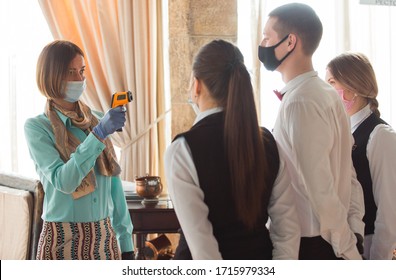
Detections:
[46, 100, 121, 199]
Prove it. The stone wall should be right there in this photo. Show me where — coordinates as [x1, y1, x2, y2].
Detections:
[168, 0, 237, 138]
[165, 0, 237, 254]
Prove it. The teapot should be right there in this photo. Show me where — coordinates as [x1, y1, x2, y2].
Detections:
[135, 174, 163, 199]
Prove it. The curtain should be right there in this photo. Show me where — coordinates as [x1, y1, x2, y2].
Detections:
[346, 1, 396, 126]
[237, 0, 266, 120]
[38, 0, 167, 182]
[237, 0, 284, 126]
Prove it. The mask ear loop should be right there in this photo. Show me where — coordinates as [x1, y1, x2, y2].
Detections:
[279, 35, 296, 64]
[267, 34, 290, 49]
[354, 93, 369, 112]
[340, 87, 357, 102]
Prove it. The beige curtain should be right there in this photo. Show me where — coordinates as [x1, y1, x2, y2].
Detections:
[38, 0, 167, 182]
[237, 0, 267, 120]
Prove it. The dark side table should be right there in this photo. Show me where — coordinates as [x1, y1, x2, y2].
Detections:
[127, 197, 180, 260]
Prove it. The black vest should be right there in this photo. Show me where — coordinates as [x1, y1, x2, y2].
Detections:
[352, 113, 387, 235]
[172, 112, 279, 259]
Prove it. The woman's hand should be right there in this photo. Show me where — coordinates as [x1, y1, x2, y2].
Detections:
[93, 106, 126, 139]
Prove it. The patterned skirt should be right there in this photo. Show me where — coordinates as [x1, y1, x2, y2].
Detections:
[36, 217, 120, 260]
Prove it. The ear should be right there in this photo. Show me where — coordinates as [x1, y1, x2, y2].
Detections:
[287, 34, 297, 50]
[193, 77, 202, 98]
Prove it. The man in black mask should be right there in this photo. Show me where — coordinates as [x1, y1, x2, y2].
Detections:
[258, 3, 365, 260]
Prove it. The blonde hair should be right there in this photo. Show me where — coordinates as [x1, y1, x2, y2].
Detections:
[36, 40, 84, 99]
[327, 52, 380, 117]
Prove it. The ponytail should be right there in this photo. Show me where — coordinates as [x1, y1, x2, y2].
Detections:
[193, 40, 269, 228]
[370, 98, 381, 117]
[224, 61, 268, 229]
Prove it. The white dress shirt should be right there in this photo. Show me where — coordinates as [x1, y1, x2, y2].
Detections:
[273, 71, 365, 260]
[165, 107, 301, 259]
[351, 105, 396, 260]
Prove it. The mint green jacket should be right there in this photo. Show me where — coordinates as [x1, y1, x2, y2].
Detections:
[24, 110, 133, 252]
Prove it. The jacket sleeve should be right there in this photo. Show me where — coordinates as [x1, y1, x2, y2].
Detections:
[347, 163, 365, 238]
[367, 125, 396, 259]
[165, 137, 222, 260]
[110, 176, 134, 253]
[268, 144, 301, 259]
[24, 116, 105, 194]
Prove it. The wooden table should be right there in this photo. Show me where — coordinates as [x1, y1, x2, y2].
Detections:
[127, 197, 180, 260]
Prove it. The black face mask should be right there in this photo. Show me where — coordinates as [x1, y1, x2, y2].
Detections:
[258, 34, 294, 71]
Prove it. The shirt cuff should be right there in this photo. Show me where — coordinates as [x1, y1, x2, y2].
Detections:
[118, 236, 134, 253]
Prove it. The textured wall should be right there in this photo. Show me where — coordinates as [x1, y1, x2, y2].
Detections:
[166, 0, 237, 253]
[168, 0, 237, 138]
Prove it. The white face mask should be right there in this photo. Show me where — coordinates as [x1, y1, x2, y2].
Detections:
[188, 98, 200, 115]
[63, 79, 87, 102]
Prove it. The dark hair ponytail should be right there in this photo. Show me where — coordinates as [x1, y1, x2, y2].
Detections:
[193, 40, 268, 228]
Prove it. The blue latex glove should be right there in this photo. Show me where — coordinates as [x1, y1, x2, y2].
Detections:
[93, 106, 126, 139]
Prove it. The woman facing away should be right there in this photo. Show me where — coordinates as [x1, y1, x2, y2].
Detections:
[164, 39, 300, 260]
[24, 40, 134, 260]
[326, 52, 396, 260]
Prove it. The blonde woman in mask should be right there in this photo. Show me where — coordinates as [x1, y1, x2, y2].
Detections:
[326, 52, 396, 260]
[24, 40, 134, 260]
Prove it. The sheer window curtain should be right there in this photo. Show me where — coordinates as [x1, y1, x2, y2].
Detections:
[346, 1, 396, 126]
[0, 0, 52, 178]
[238, 0, 396, 129]
[38, 0, 167, 182]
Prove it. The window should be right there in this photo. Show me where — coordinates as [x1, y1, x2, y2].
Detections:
[0, 0, 52, 178]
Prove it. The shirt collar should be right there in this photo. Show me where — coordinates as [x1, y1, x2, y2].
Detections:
[350, 104, 371, 133]
[280, 71, 318, 96]
[193, 107, 223, 125]
[55, 109, 72, 127]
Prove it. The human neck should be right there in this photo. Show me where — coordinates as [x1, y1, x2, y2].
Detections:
[52, 98, 77, 111]
[280, 56, 314, 83]
[196, 84, 220, 112]
[199, 98, 219, 112]
[348, 97, 368, 116]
